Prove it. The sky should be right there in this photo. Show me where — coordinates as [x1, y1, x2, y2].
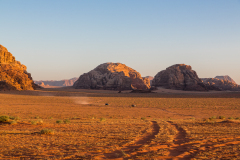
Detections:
[1, 0, 240, 84]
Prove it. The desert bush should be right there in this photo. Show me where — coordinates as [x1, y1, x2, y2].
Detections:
[9, 116, 20, 121]
[210, 116, 217, 119]
[64, 119, 70, 124]
[141, 117, 146, 120]
[228, 117, 234, 120]
[9, 116, 15, 120]
[31, 121, 37, 125]
[236, 117, 240, 120]
[56, 120, 63, 124]
[219, 116, 225, 119]
[100, 118, 106, 122]
[0, 115, 9, 122]
[40, 128, 54, 135]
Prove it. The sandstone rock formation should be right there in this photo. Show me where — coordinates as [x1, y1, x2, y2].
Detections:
[201, 77, 240, 91]
[144, 76, 154, 85]
[73, 63, 151, 90]
[35, 77, 78, 87]
[152, 64, 210, 91]
[0, 44, 35, 90]
[215, 76, 236, 84]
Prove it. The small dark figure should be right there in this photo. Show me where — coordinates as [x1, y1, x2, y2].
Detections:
[105, 103, 109, 106]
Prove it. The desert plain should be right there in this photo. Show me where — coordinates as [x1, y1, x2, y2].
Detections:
[1, 87, 240, 160]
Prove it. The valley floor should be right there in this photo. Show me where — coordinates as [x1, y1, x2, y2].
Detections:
[0, 88, 240, 159]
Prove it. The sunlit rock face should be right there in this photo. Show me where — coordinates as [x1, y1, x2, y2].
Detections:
[0, 44, 35, 90]
[73, 62, 151, 90]
[202, 77, 240, 91]
[152, 64, 209, 91]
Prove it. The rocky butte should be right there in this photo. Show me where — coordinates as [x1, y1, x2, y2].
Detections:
[0, 44, 35, 90]
[152, 64, 212, 91]
[73, 62, 151, 90]
[201, 76, 240, 91]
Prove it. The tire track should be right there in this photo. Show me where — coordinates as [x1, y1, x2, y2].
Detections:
[101, 121, 160, 159]
[166, 121, 192, 159]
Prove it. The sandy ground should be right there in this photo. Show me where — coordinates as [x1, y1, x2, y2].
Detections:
[0, 87, 240, 159]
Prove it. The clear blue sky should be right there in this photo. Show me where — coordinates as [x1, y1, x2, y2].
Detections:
[1, 0, 240, 84]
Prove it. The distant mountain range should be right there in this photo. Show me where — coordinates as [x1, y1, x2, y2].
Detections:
[34, 77, 78, 87]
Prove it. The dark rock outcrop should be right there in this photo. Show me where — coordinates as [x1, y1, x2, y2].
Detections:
[152, 64, 210, 91]
[0, 44, 35, 90]
[73, 62, 151, 90]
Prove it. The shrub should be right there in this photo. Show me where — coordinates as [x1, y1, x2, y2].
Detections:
[15, 116, 21, 120]
[141, 117, 146, 120]
[56, 120, 63, 124]
[31, 121, 37, 125]
[236, 117, 240, 120]
[100, 118, 106, 122]
[228, 117, 234, 120]
[64, 119, 70, 124]
[9, 116, 15, 120]
[0, 115, 9, 122]
[9, 116, 20, 121]
[40, 129, 54, 135]
[219, 116, 225, 119]
[210, 116, 217, 119]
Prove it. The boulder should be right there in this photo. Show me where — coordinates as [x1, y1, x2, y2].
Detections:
[0, 44, 35, 90]
[152, 64, 209, 91]
[73, 62, 151, 90]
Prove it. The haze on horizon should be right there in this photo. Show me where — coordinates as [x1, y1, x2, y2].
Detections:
[1, 0, 240, 84]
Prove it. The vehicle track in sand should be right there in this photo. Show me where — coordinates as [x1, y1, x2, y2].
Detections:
[166, 121, 192, 160]
[99, 121, 160, 159]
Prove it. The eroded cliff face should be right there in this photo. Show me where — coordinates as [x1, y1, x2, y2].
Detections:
[152, 64, 209, 91]
[0, 45, 35, 90]
[73, 62, 151, 90]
